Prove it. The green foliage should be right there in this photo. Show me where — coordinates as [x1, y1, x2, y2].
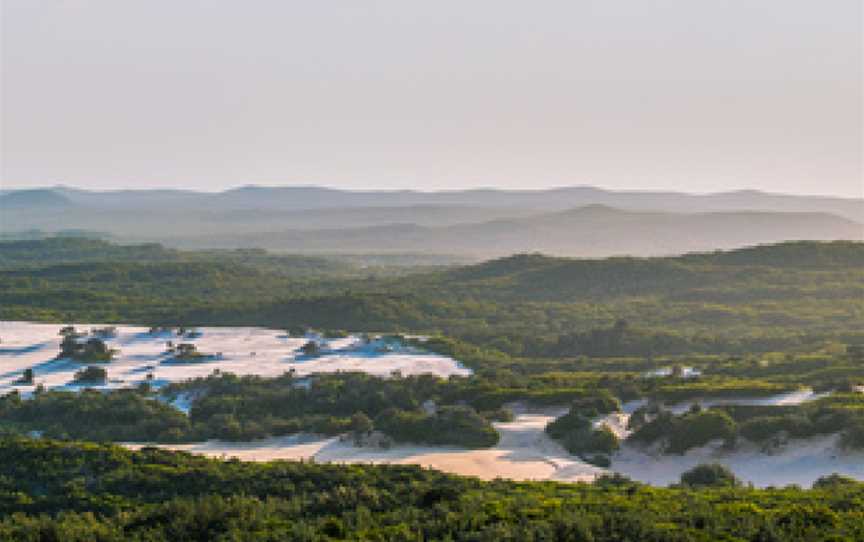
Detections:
[0, 438, 863, 540]
[3, 239, 863, 358]
[375, 405, 499, 448]
[58, 331, 116, 362]
[0, 390, 190, 442]
[545, 400, 621, 462]
[666, 411, 737, 454]
[679, 463, 741, 488]
[300, 340, 320, 357]
[72, 365, 108, 384]
[631, 409, 737, 454]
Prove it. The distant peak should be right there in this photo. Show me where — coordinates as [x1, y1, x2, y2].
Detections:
[0, 188, 72, 207]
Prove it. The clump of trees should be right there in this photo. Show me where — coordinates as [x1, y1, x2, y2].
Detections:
[13, 369, 33, 385]
[168, 343, 210, 361]
[73, 365, 107, 384]
[679, 463, 741, 488]
[57, 326, 117, 362]
[545, 393, 622, 465]
[0, 389, 190, 441]
[375, 405, 499, 448]
[629, 407, 736, 454]
[546, 412, 620, 466]
[300, 341, 321, 356]
[349, 411, 374, 445]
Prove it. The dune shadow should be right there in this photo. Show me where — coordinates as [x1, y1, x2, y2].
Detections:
[119, 331, 173, 345]
[22, 357, 79, 376]
[0, 341, 54, 356]
[128, 364, 159, 374]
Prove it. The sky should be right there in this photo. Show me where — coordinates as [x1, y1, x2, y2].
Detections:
[1, 0, 862, 197]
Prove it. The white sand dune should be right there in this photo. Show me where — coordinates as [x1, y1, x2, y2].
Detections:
[613, 436, 864, 487]
[126, 418, 864, 487]
[0, 321, 470, 395]
[126, 396, 864, 487]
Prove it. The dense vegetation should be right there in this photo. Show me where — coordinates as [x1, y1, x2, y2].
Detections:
[0, 371, 499, 448]
[2, 239, 862, 358]
[1, 438, 864, 540]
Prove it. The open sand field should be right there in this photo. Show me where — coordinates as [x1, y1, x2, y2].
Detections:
[0, 321, 470, 395]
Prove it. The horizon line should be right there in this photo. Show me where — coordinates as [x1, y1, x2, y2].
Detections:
[2, 183, 861, 201]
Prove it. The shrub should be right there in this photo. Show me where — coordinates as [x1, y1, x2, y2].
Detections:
[301, 341, 321, 356]
[738, 415, 813, 443]
[375, 406, 499, 448]
[667, 411, 736, 454]
[73, 365, 107, 384]
[813, 474, 860, 490]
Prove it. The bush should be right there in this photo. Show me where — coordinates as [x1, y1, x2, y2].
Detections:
[59, 334, 116, 362]
[375, 406, 499, 448]
[301, 341, 321, 356]
[73, 365, 107, 384]
[738, 415, 813, 443]
[667, 411, 736, 454]
[813, 473, 860, 490]
[569, 390, 622, 418]
[547, 409, 620, 461]
[545, 411, 592, 441]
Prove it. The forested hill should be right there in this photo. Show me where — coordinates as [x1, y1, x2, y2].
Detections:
[445, 240, 864, 280]
[0, 237, 178, 266]
[682, 240, 864, 267]
[0, 237, 360, 277]
[414, 240, 864, 302]
[1, 238, 862, 355]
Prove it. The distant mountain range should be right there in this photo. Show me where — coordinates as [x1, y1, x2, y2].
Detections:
[1, 186, 860, 256]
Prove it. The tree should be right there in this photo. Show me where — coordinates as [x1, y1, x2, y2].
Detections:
[73, 365, 107, 384]
[679, 463, 740, 488]
[301, 341, 320, 356]
[16, 368, 34, 385]
[350, 412, 374, 445]
[83, 337, 110, 358]
[813, 474, 859, 490]
[175, 343, 199, 358]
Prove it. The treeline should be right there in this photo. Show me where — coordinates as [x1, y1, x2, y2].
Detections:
[1, 438, 864, 540]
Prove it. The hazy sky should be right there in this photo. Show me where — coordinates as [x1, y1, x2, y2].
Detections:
[1, 0, 862, 197]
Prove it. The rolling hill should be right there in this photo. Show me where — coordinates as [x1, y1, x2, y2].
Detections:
[173, 205, 862, 257]
[1, 186, 860, 256]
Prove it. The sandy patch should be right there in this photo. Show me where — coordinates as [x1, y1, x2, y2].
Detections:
[0, 321, 470, 395]
[612, 435, 864, 487]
